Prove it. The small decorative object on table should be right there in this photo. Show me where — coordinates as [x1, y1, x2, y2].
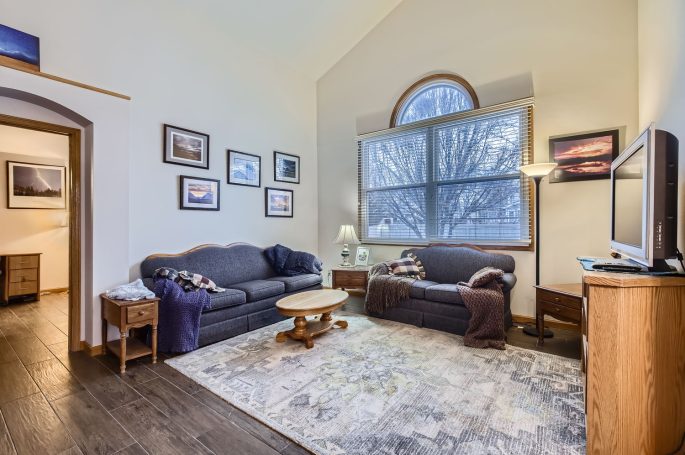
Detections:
[163, 124, 209, 169]
[265, 187, 294, 217]
[333, 224, 360, 267]
[273, 151, 300, 184]
[101, 294, 159, 374]
[179, 175, 220, 211]
[227, 149, 260, 187]
[548, 129, 619, 183]
[533, 283, 582, 346]
[332, 265, 370, 292]
[355, 246, 370, 266]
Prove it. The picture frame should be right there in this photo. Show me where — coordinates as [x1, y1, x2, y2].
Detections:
[273, 151, 300, 184]
[163, 124, 209, 169]
[355, 246, 370, 266]
[548, 129, 620, 183]
[265, 187, 294, 217]
[227, 149, 261, 187]
[179, 175, 220, 211]
[7, 161, 66, 209]
[0, 24, 40, 71]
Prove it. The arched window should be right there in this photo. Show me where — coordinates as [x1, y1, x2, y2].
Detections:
[391, 74, 479, 127]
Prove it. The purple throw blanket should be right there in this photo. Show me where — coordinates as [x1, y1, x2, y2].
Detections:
[153, 278, 211, 353]
[456, 269, 506, 350]
[264, 244, 323, 276]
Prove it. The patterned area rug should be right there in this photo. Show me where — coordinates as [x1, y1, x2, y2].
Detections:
[166, 313, 586, 454]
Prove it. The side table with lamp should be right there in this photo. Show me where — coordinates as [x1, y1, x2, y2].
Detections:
[332, 224, 369, 292]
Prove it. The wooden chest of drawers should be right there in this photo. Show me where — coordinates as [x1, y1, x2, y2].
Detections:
[0, 253, 41, 304]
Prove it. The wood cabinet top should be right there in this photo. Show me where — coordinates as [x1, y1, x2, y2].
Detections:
[535, 283, 582, 297]
[583, 270, 685, 287]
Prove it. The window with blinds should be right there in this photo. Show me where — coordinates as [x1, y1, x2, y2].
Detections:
[358, 98, 533, 248]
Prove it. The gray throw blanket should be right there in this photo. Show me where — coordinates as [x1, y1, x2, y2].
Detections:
[456, 268, 506, 350]
[365, 263, 414, 313]
[264, 244, 323, 276]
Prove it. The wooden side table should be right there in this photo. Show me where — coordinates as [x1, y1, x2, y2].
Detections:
[0, 253, 42, 304]
[331, 266, 370, 292]
[534, 283, 582, 346]
[101, 294, 159, 373]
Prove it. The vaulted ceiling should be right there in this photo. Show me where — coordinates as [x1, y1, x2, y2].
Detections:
[194, 0, 403, 80]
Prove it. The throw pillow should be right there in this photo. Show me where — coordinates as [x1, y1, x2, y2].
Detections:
[386, 255, 425, 280]
[463, 267, 504, 288]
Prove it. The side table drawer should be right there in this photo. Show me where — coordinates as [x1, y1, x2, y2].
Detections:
[537, 288, 581, 310]
[9, 268, 38, 283]
[9, 280, 38, 296]
[9, 255, 39, 270]
[540, 301, 581, 323]
[333, 271, 367, 287]
[127, 303, 156, 324]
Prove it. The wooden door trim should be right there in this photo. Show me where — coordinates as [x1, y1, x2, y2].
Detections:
[0, 113, 82, 352]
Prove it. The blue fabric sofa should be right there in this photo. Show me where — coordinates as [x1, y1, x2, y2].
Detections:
[367, 245, 517, 335]
[140, 243, 322, 347]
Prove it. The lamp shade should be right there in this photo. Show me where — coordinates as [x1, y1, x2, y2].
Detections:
[519, 162, 558, 178]
[333, 225, 360, 245]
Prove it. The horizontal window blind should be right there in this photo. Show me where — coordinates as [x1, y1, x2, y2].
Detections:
[357, 98, 533, 247]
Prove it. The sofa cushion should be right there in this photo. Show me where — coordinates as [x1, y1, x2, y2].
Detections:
[424, 284, 463, 305]
[207, 289, 246, 311]
[267, 274, 322, 292]
[230, 280, 285, 302]
[409, 280, 439, 299]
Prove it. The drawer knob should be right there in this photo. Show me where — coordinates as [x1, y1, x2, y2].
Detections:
[138, 310, 145, 316]
[554, 297, 560, 302]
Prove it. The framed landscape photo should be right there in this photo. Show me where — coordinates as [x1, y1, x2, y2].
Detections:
[179, 175, 220, 211]
[164, 124, 209, 169]
[273, 151, 300, 184]
[227, 149, 260, 187]
[7, 161, 65, 209]
[265, 187, 293, 217]
[549, 129, 620, 183]
[0, 24, 40, 71]
[355, 246, 370, 266]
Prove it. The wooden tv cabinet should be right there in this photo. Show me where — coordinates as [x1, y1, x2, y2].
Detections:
[582, 271, 685, 454]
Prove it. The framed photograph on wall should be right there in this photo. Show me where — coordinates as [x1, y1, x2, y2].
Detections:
[0, 24, 40, 71]
[227, 149, 260, 187]
[164, 124, 209, 169]
[273, 151, 300, 184]
[549, 129, 620, 183]
[179, 175, 220, 211]
[7, 161, 66, 209]
[355, 246, 370, 266]
[265, 187, 293, 217]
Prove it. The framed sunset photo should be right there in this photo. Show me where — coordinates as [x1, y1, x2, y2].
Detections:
[549, 129, 619, 183]
[179, 175, 220, 211]
[164, 124, 209, 169]
[264, 187, 293, 217]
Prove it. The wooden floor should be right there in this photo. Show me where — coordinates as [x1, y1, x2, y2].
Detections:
[0, 292, 580, 455]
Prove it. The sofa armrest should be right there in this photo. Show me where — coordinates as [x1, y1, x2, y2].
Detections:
[499, 273, 517, 293]
[142, 277, 155, 292]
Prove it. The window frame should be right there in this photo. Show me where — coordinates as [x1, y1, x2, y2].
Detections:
[389, 73, 481, 128]
[359, 97, 534, 252]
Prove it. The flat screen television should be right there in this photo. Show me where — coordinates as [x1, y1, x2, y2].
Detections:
[610, 124, 679, 271]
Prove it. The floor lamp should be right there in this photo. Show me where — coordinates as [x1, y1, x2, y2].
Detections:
[519, 162, 557, 339]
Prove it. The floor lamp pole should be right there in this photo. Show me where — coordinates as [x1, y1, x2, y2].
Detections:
[534, 176, 542, 286]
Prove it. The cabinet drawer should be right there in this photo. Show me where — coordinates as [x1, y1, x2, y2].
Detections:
[537, 288, 581, 310]
[9, 268, 38, 283]
[333, 272, 367, 287]
[9, 280, 38, 296]
[8, 255, 39, 270]
[127, 303, 156, 324]
[540, 301, 581, 323]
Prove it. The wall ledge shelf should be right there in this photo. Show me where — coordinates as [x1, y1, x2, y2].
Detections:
[0, 62, 131, 101]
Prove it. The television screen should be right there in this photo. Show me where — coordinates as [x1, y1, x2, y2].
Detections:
[613, 145, 645, 248]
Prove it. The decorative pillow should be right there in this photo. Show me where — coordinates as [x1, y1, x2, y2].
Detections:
[463, 267, 504, 288]
[152, 267, 225, 293]
[386, 254, 425, 280]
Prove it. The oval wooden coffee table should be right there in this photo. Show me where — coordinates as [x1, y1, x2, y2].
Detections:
[275, 289, 349, 349]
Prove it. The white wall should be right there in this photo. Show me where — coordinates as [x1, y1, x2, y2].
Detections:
[1, 0, 318, 346]
[0, 125, 69, 290]
[317, 0, 639, 317]
[638, 0, 685, 260]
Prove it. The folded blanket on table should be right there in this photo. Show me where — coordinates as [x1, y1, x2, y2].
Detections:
[264, 244, 323, 276]
[153, 278, 211, 353]
[153, 267, 225, 292]
[105, 279, 156, 301]
[456, 267, 506, 350]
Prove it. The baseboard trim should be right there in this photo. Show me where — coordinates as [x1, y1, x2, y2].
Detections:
[80, 341, 104, 356]
[512, 314, 581, 332]
[41, 287, 69, 295]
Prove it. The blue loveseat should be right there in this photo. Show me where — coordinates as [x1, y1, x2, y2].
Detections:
[367, 245, 517, 335]
[140, 243, 322, 347]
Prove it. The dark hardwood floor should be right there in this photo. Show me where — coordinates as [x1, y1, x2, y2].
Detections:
[0, 292, 580, 454]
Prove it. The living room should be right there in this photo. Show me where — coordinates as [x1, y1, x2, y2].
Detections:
[0, 0, 683, 454]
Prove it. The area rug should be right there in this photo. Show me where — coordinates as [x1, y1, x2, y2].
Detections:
[166, 313, 586, 454]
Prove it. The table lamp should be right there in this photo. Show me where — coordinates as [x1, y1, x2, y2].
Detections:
[519, 162, 557, 338]
[333, 225, 360, 267]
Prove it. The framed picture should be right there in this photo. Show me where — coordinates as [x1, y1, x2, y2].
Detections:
[265, 187, 293, 217]
[179, 175, 220, 211]
[355, 246, 370, 266]
[164, 124, 209, 169]
[7, 161, 65, 209]
[0, 24, 40, 71]
[549, 129, 620, 183]
[227, 149, 260, 187]
[273, 151, 300, 184]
